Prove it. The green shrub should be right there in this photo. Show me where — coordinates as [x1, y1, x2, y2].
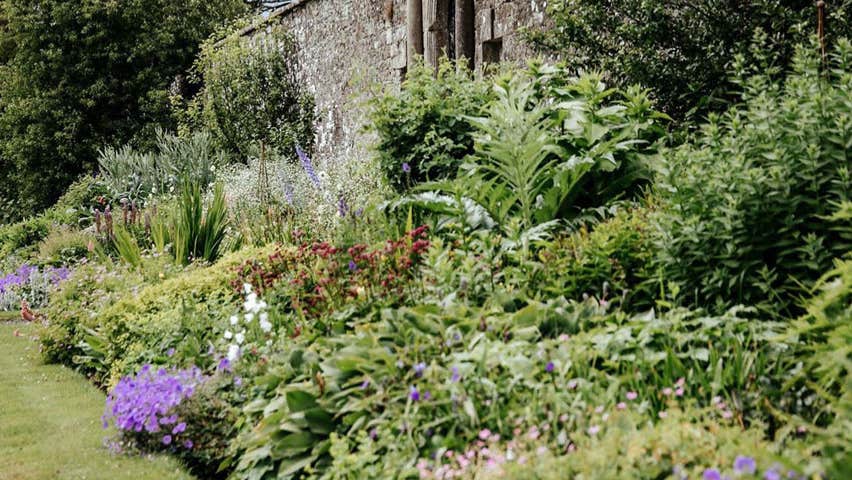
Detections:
[653, 41, 852, 316]
[98, 130, 227, 202]
[528, 0, 852, 120]
[535, 206, 656, 310]
[418, 65, 665, 232]
[36, 226, 94, 266]
[194, 27, 315, 158]
[368, 59, 493, 191]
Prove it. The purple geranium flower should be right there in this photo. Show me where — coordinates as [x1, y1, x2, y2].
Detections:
[545, 361, 555, 373]
[734, 456, 757, 475]
[402, 162, 411, 173]
[703, 469, 722, 480]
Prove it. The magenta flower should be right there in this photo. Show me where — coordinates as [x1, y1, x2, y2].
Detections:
[626, 391, 638, 400]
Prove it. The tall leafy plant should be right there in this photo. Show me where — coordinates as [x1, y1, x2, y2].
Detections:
[417, 66, 664, 232]
[170, 181, 229, 265]
[653, 40, 852, 316]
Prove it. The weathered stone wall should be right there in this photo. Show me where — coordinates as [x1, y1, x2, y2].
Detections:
[249, 0, 549, 161]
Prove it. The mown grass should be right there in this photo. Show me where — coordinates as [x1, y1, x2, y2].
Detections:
[0, 322, 193, 480]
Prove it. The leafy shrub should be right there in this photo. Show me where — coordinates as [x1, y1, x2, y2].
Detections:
[368, 59, 493, 191]
[36, 226, 94, 266]
[474, 407, 820, 480]
[0, 0, 247, 216]
[535, 206, 656, 310]
[233, 226, 431, 322]
[98, 130, 227, 202]
[528, 0, 852, 120]
[195, 27, 315, 158]
[227, 290, 785, 479]
[653, 41, 852, 316]
[419, 65, 664, 232]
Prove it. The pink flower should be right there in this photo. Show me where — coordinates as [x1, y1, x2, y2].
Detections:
[676, 377, 685, 386]
[587, 425, 600, 435]
[558, 334, 570, 342]
[721, 410, 733, 419]
[662, 387, 673, 396]
[617, 402, 627, 410]
[675, 387, 684, 397]
[658, 411, 668, 419]
[568, 380, 578, 389]
[594, 405, 604, 414]
[478, 429, 492, 440]
[626, 391, 638, 400]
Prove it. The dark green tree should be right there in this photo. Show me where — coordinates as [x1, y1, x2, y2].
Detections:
[527, 0, 852, 121]
[0, 0, 247, 219]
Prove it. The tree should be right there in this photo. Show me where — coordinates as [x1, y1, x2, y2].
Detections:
[0, 0, 248, 220]
[527, 0, 852, 121]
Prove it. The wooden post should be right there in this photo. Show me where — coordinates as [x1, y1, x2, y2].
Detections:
[407, 0, 424, 67]
[423, 0, 449, 70]
[455, 0, 474, 70]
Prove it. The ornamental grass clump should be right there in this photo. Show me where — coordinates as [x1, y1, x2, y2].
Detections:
[103, 364, 205, 449]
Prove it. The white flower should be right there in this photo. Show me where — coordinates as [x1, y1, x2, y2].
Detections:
[243, 283, 253, 295]
[224, 330, 233, 340]
[229, 315, 239, 326]
[259, 312, 268, 323]
[245, 312, 255, 323]
[227, 344, 240, 361]
[259, 319, 272, 333]
[235, 332, 245, 345]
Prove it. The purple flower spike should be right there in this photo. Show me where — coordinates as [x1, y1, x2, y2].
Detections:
[733, 456, 757, 475]
[296, 145, 321, 188]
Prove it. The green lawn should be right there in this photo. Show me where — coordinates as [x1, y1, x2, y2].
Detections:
[0, 322, 194, 480]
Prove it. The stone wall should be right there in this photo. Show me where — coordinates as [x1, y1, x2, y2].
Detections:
[245, 0, 549, 161]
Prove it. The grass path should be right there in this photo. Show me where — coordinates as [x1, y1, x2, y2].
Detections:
[0, 321, 193, 480]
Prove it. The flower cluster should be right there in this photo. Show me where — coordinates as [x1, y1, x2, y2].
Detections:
[0, 264, 71, 311]
[223, 283, 274, 362]
[103, 364, 204, 448]
[232, 226, 430, 319]
[701, 456, 805, 480]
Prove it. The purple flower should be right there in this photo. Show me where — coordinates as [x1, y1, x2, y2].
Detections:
[413, 362, 426, 378]
[361, 380, 370, 389]
[296, 145, 321, 188]
[172, 422, 186, 434]
[450, 366, 460, 383]
[338, 195, 350, 217]
[703, 469, 722, 480]
[409, 386, 420, 402]
[734, 456, 757, 475]
[423, 390, 431, 401]
[369, 428, 378, 441]
[764, 468, 781, 480]
[162, 435, 172, 445]
[217, 357, 232, 373]
[166, 348, 175, 357]
[402, 162, 411, 173]
[234, 376, 243, 387]
[545, 361, 555, 373]
[348, 260, 358, 272]
[183, 440, 193, 449]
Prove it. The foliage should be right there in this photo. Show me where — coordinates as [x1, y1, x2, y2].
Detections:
[233, 226, 431, 321]
[534, 205, 656, 310]
[368, 59, 493, 191]
[194, 26, 315, 158]
[476, 407, 819, 480]
[0, 263, 70, 311]
[36, 226, 94, 266]
[98, 130, 227, 202]
[0, 0, 247, 217]
[653, 41, 852, 316]
[417, 65, 665, 232]
[527, 0, 852, 120]
[164, 181, 230, 266]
